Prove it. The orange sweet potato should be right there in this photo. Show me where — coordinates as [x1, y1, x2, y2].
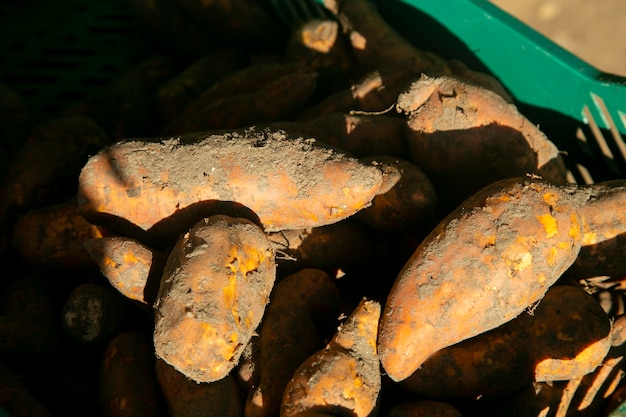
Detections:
[268, 219, 376, 277]
[155, 48, 249, 122]
[560, 179, 626, 281]
[378, 177, 584, 382]
[283, 17, 358, 91]
[354, 155, 438, 232]
[400, 285, 612, 400]
[99, 331, 164, 417]
[320, 0, 435, 73]
[153, 215, 276, 383]
[295, 58, 443, 122]
[84, 236, 167, 308]
[0, 115, 110, 249]
[395, 74, 568, 212]
[77, 128, 384, 243]
[264, 112, 411, 160]
[296, 51, 511, 123]
[124, 0, 220, 59]
[245, 268, 343, 417]
[280, 298, 381, 417]
[156, 358, 242, 417]
[61, 56, 178, 139]
[166, 0, 283, 52]
[160, 62, 318, 134]
[492, 316, 626, 417]
[12, 197, 110, 270]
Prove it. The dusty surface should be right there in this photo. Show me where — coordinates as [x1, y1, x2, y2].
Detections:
[377, 178, 584, 381]
[76, 128, 384, 241]
[153, 215, 276, 383]
[489, 0, 626, 76]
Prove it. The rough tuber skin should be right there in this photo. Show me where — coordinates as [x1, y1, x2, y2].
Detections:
[378, 177, 584, 382]
[85, 236, 167, 308]
[245, 268, 343, 417]
[77, 127, 384, 244]
[280, 298, 382, 417]
[153, 215, 276, 383]
[396, 74, 568, 212]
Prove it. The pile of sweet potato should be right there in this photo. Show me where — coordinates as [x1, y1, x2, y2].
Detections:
[2, 1, 626, 417]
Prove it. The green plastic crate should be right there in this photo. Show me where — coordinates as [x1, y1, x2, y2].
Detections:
[373, 0, 626, 184]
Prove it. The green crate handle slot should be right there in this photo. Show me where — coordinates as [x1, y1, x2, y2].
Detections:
[398, 0, 626, 135]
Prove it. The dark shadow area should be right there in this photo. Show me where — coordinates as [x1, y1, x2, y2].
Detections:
[142, 248, 168, 307]
[409, 123, 554, 217]
[562, 230, 626, 282]
[397, 285, 612, 402]
[82, 199, 263, 252]
[518, 102, 626, 182]
[372, 0, 494, 74]
[269, 219, 377, 279]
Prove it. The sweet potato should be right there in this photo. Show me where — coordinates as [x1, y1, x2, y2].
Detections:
[378, 177, 584, 382]
[296, 51, 511, 123]
[400, 285, 612, 400]
[354, 155, 438, 232]
[0, 115, 109, 249]
[559, 179, 626, 281]
[0, 362, 52, 417]
[295, 57, 444, 122]
[284, 17, 358, 92]
[245, 268, 343, 417]
[61, 55, 178, 139]
[280, 298, 381, 417]
[77, 128, 384, 243]
[320, 0, 433, 73]
[263, 112, 411, 160]
[0, 274, 61, 361]
[320, 0, 511, 99]
[495, 314, 626, 417]
[61, 283, 129, 346]
[395, 74, 568, 212]
[268, 219, 377, 277]
[156, 358, 242, 417]
[166, 0, 283, 52]
[124, 0, 219, 59]
[12, 197, 110, 270]
[153, 215, 276, 383]
[85, 236, 167, 308]
[155, 48, 249, 122]
[99, 331, 164, 417]
[236, 336, 260, 391]
[160, 62, 318, 134]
